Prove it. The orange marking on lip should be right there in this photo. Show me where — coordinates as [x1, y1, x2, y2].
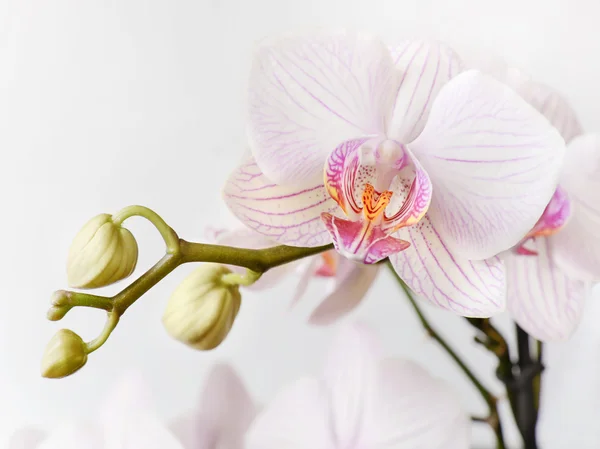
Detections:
[362, 184, 393, 222]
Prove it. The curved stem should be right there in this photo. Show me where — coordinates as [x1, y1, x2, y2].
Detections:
[112, 205, 180, 254]
[47, 205, 334, 375]
[387, 263, 506, 449]
[85, 312, 119, 354]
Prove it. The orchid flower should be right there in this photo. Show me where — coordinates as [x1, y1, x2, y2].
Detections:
[223, 31, 566, 317]
[246, 322, 470, 449]
[170, 363, 257, 449]
[210, 227, 379, 324]
[497, 71, 600, 341]
[9, 364, 255, 449]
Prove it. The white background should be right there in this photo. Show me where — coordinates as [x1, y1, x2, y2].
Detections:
[2, 0, 600, 448]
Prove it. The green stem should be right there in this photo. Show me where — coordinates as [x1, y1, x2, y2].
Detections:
[387, 263, 506, 449]
[85, 312, 120, 353]
[221, 269, 263, 287]
[533, 340, 543, 411]
[112, 205, 180, 254]
[47, 205, 334, 376]
[180, 240, 332, 271]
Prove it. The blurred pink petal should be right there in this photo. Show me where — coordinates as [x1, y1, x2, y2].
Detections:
[8, 428, 47, 449]
[171, 364, 257, 449]
[36, 423, 103, 449]
[289, 257, 320, 307]
[247, 323, 469, 449]
[309, 260, 379, 325]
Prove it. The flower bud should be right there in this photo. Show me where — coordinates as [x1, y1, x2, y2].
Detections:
[41, 329, 88, 378]
[162, 264, 242, 350]
[67, 214, 138, 289]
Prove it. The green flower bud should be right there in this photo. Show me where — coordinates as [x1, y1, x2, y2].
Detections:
[162, 264, 242, 350]
[41, 329, 88, 378]
[67, 214, 138, 289]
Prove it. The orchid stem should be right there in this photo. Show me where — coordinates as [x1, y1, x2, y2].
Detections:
[514, 325, 539, 449]
[387, 263, 506, 449]
[48, 205, 333, 364]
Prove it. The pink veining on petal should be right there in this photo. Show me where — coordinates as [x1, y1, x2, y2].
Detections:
[515, 186, 571, 256]
[223, 154, 338, 247]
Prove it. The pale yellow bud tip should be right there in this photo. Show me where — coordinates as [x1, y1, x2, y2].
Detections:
[67, 214, 138, 289]
[163, 263, 242, 351]
[41, 329, 88, 379]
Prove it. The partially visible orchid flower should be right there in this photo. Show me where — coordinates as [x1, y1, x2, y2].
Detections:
[495, 69, 600, 341]
[209, 227, 379, 324]
[246, 323, 470, 449]
[9, 364, 255, 449]
[224, 31, 566, 317]
[170, 364, 257, 449]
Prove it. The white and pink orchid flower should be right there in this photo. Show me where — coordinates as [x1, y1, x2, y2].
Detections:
[9, 365, 255, 449]
[210, 227, 379, 324]
[246, 323, 470, 449]
[498, 73, 600, 341]
[224, 31, 566, 317]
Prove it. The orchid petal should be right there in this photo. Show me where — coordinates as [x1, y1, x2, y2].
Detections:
[551, 134, 600, 281]
[410, 70, 566, 260]
[323, 323, 380, 447]
[8, 428, 47, 449]
[100, 372, 184, 449]
[36, 423, 102, 449]
[388, 40, 464, 143]
[248, 30, 397, 184]
[223, 154, 338, 247]
[509, 73, 583, 143]
[506, 238, 590, 341]
[289, 256, 319, 307]
[245, 378, 331, 449]
[361, 359, 470, 449]
[212, 228, 295, 289]
[390, 215, 505, 317]
[309, 262, 379, 325]
[176, 364, 256, 449]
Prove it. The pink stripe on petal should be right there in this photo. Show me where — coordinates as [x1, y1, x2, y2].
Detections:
[505, 238, 589, 342]
[388, 40, 464, 143]
[411, 70, 566, 260]
[223, 154, 338, 247]
[390, 215, 505, 317]
[248, 30, 397, 184]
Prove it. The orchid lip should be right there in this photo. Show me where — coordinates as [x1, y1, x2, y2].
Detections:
[322, 137, 432, 263]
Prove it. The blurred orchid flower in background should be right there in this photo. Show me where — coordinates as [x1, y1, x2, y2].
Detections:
[538, 293, 600, 449]
[209, 227, 379, 324]
[246, 322, 470, 449]
[224, 31, 566, 317]
[491, 68, 600, 341]
[8, 364, 255, 449]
